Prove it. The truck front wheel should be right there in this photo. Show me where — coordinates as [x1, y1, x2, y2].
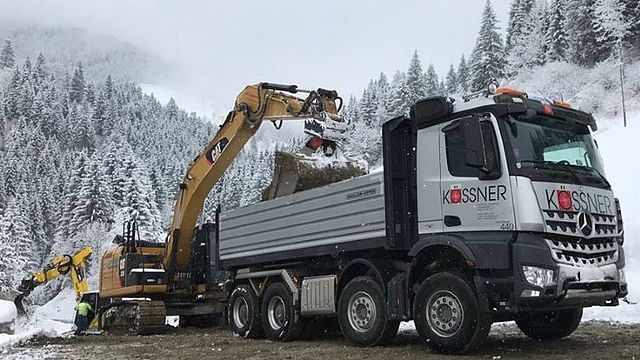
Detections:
[228, 284, 263, 338]
[261, 282, 306, 341]
[413, 272, 491, 354]
[338, 276, 400, 347]
[515, 308, 582, 340]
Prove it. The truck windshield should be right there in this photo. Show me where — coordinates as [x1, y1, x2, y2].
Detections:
[500, 114, 609, 188]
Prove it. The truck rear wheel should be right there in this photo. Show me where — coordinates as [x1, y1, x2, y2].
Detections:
[515, 308, 582, 340]
[228, 284, 263, 338]
[261, 282, 306, 341]
[338, 276, 400, 347]
[413, 272, 490, 354]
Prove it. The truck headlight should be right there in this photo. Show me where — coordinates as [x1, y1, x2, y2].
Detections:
[522, 266, 555, 287]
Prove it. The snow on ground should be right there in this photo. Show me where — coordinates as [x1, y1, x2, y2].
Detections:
[582, 111, 640, 322]
[0, 289, 75, 349]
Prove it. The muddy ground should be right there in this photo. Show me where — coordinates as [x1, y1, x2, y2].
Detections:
[5, 322, 640, 360]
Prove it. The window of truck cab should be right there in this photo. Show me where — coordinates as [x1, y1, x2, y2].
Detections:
[497, 114, 609, 189]
[444, 117, 499, 178]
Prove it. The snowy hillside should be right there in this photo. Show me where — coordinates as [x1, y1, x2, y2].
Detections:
[0, 23, 171, 84]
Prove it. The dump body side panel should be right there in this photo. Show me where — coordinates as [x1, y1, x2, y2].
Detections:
[219, 173, 386, 268]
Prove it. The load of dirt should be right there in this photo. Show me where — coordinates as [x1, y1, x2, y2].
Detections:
[262, 151, 368, 201]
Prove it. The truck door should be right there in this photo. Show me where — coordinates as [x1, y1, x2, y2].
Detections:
[439, 114, 515, 233]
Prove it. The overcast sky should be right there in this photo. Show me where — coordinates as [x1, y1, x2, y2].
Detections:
[0, 0, 511, 110]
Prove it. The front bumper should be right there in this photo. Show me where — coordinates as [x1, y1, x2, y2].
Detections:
[515, 263, 627, 309]
[511, 233, 627, 311]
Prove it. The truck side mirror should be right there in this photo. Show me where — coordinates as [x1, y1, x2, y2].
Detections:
[460, 116, 501, 180]
[460, 116, 487, 169]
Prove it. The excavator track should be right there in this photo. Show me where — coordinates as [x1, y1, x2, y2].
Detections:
[101, 301, 166, 335]
[134, 301, 166, 335]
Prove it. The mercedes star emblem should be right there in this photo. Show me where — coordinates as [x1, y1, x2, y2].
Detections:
[577, 211, 594, 237]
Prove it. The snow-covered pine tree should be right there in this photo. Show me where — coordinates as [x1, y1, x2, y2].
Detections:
[119, 159, 162, 241]
[374, 72, 390, 122]
[386, 71, 407, 117]
[69, 103, 96, 149]
[505, 0, 534, 53]
[470, 0, 506, 90]
[566, 0, 600, 66]
[444, 64, 458, 95]
[404, 51, 427, 111]
[594, 0, 631, 60]
[58, 150, 89, 239]
[0, 196, 38, 290]
[85, 83, 96, 106]
[424, 64, 441, 97]
[621, 0, 640, 55]
[34, 53, 48, 86]
[0, 39, 15, 69]
[359, 80, 378, 127]
[546, 0, 570, 62]
[508, 0, 548, 74]
[342, 95, 361, 126]
[456, 55, 470, 94]
[69, 152, 114, 233]
[69, 61, 85, 103]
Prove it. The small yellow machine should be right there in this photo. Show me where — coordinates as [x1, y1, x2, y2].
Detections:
[13, 247, 92, 315]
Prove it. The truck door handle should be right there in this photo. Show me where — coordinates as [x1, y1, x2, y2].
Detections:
[444, 216, 461, 227]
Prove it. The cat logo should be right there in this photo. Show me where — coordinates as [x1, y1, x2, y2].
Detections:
[206, 138, 229, 166]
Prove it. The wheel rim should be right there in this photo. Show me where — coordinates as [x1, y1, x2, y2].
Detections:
[232, 296, 249, 329]
[348, 291, 377, 333]
[426, 290, 464, 338]
[267, 296, 287, 330]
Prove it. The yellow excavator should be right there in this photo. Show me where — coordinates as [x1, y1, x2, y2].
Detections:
[95, 83, 362, 333]
[13, 247, 92, 315]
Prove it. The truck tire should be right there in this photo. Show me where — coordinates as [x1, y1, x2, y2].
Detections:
[413, 272, 491, 354]
[228, 284, 263, 338]
[515, 308, 582, 340]
[261, 282, 306, 341]
[338, 276, 400, 347]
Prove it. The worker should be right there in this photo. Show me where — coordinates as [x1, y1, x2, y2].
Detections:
[74, 299, 93, 335]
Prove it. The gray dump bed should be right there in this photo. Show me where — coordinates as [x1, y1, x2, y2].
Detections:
[219, 172, 386, 267]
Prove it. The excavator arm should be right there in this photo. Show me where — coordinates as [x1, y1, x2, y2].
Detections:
[14, 247, 92, 314]
[164, 83, 347, 284]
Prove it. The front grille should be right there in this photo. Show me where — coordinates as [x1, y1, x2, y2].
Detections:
[542, 210, 618, 238]
[545, 235, 619, 267]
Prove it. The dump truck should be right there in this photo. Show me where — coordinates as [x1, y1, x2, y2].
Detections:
[94, 84, 627, 354]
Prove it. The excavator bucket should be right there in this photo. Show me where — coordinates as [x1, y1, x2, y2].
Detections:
[12, 293, 26, 315]
[262, 151, 367, 201]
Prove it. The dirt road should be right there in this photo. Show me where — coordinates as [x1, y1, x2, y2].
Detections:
[5, 321, 640, 360]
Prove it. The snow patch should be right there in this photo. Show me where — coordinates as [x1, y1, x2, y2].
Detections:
[0, 289, 76, 349]
[0, 300, 17, 324]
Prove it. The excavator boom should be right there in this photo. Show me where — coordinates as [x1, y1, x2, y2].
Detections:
[164, 83, 353, 284]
